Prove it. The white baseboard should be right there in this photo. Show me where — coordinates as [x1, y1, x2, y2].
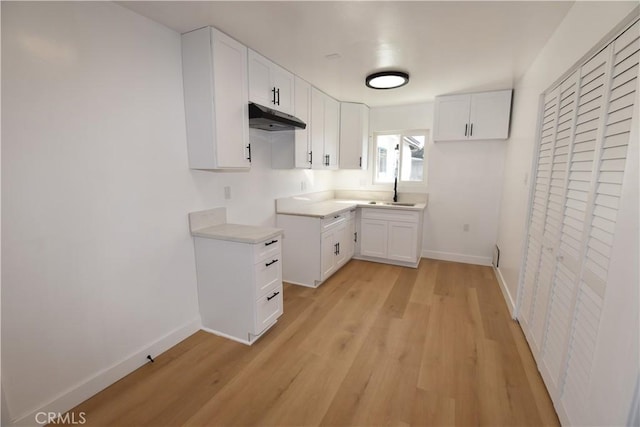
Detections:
[13, 317, 201, 426]
[493, 266, 516, 318]
[421, 250, 492, 266]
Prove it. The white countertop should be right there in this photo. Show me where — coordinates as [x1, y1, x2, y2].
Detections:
[276, 199, 427, 218]
[191, 223, 282, 244]
[189, 207, 282, 244]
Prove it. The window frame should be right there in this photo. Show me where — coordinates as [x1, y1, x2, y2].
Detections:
[372, 129, 429, 188]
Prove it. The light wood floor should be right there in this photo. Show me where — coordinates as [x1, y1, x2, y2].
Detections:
[62, 259, 559, 426]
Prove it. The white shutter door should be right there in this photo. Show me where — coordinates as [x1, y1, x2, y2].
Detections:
[539, 71, 580, 396]
[520, 87, 560, 351]
[561, 21, 639, 424]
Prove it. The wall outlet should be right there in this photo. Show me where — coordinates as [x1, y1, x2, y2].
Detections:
[463, 224, 470, 232]
[224, 186, 231, 200]
[301, 181, 307, 191]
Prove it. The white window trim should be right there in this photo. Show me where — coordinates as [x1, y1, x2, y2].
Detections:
[372, 129, 429, 189]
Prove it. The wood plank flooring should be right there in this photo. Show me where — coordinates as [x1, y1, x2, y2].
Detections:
[60, 259, 559, 426]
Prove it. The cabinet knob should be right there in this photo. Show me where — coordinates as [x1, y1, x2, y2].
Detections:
[265, 259, 279, 267]
[465, 123, 468, 137]
[265, 240, 278, 246]
[470, 123, 474, 136]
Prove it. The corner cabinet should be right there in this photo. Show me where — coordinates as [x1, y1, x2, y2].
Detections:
[181, 27, 250, 170]
[193, 235, 284, 345]
[311, 88, 340, 170]
[356, 208, 423, 267]
[277, 210, 355, 287]
[433, 89, 512, 141]
[339, 102, 369, 169]
[248, 50, 295, 115]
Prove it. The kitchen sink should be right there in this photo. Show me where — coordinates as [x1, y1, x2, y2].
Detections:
[367, 201, 415, 207]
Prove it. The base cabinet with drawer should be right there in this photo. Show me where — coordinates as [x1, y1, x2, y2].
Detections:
[277, 210, 355, 287]
[193, 235, 283, 345]
[356, 208, 423, 267]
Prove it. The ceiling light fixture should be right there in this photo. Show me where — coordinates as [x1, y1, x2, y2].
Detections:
[365, 71, 409, 89]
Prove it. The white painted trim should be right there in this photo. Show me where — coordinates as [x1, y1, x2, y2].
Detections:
[200, 327, 252, 346]
[12, 318, 201, 426]
[353, 255, 419, 269]
[282, 279, 318, 288]
[200, 320, 278, 347]
[493, 266, 516, 318]
[421, 250, 492, 266]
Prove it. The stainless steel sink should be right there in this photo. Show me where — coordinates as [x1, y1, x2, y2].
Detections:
[367, 201, 415, 207]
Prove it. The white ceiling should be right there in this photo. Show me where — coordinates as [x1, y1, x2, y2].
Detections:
[118, 1, 575, 107]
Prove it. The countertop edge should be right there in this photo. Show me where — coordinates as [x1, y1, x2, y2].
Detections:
[276, 200, 427, 218]
[191, 225, 283, 244]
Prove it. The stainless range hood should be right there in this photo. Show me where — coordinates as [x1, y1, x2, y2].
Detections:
[248, 103, 306, 131]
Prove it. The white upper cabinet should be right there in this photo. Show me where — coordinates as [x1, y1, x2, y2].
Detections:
[311, 87, 340, 170]
[181, 27, 250, 169]
[433, 89, 512, 141]
[294, 76, 312, 168]
[248, 50, 294, 115]
[339, 102, 370, 169]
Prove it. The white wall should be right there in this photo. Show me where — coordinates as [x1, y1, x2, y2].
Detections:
[495, 1, 638, 311]
[335, 102, 507, 266]
[1, 2, 332, 424]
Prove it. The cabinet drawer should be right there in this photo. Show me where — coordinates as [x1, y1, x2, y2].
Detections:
[253, 236, 282, 263]
[361, 208, 419, 223]
[254, 255, 282, 297]
[321, 214, 346, 232]
[254, 284, 283, 335]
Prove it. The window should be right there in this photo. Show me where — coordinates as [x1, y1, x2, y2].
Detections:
[374, 130, 428, 185]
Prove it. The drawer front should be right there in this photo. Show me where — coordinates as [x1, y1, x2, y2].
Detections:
[321, 214, 346, 232]
[360, 208, 420, 223]
[254, 255, 282, 297]
[254, 284, 283, 335]
[252, 236, 282, 263]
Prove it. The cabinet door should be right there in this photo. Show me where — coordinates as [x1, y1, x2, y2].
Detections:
[248, 50, 273, 108]
[388, 221, 418, 263]
[182, 27, 249, 170]
[335, 222, 348, 267]
[344, 217, 356, 260]
[339, 103, 369, 169]
[320, 229, 337, 280]
[212, 31, 250, 169]
[310, 87, 325, 169]
[324, 95, 340, 169]
[272, 65, 295, 115]
[433, 94, 471, 141]
[468, 90, 512, 140]
[294, 77, 312, 168]
[360, 219, 388, 258]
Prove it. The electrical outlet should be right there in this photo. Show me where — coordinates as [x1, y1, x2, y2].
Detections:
[301, 181, 307, 191]
[463, 224, 470, 232]
[224, 186, 231, 200]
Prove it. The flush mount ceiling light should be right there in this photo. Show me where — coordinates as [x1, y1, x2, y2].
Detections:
[365, 71, 409, 89]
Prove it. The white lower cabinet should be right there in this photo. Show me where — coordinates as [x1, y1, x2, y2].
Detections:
[277, 210, 355, 287]
[193, 235, 283, 345]
[357, 208, 422, 267]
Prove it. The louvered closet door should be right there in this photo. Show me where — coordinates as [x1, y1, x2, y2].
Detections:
[561, 21, 639, 423]
[538, 70, 581, 398]
[519, 18, 638, 425]
[519, 88, 560, 348]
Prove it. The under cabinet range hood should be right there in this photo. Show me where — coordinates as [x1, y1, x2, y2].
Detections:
[248, 103, 306, 131]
